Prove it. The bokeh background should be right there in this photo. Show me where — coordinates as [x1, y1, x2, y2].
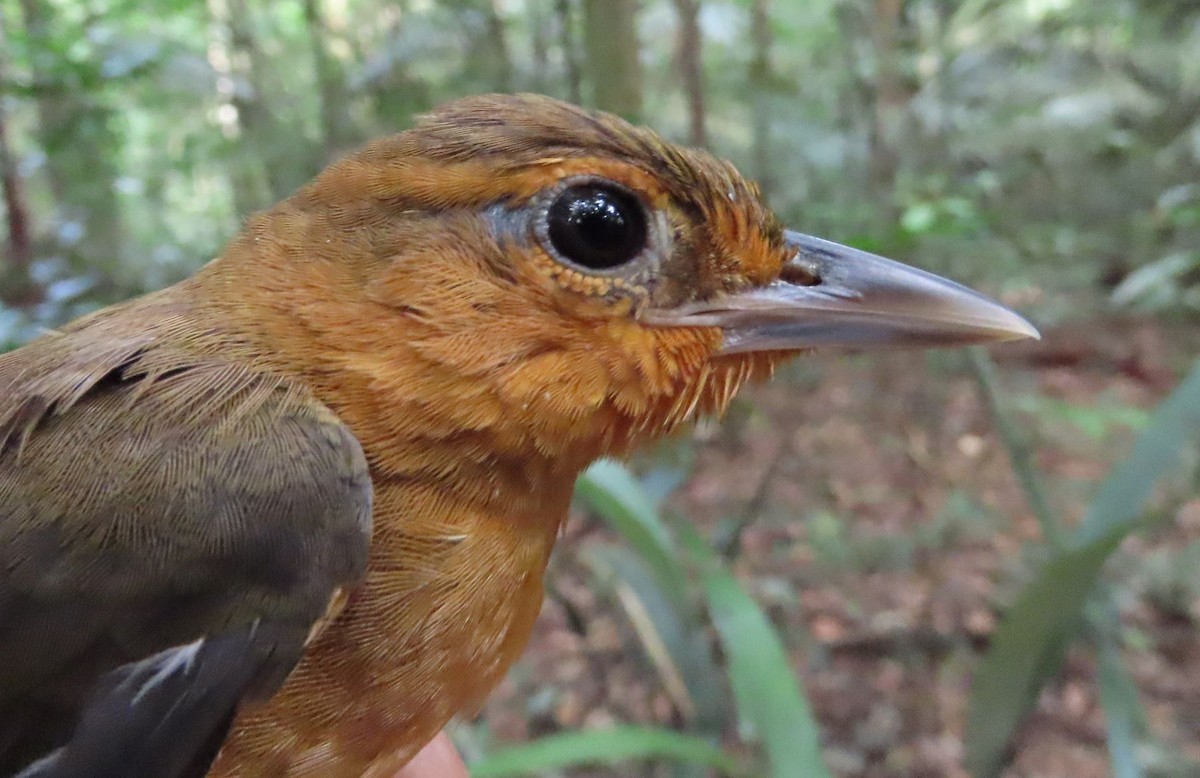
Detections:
[1, 1, 1199, 776]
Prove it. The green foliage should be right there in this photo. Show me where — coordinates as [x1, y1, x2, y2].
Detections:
[469, 726, 738, 777]
[965, 360, 1200, 777]
[1096, 639, 1147, 778]
[684, 526, 831, 778]
[807, 492, 996, 574]
[475, 460, 833, 776]
[5, 0, 1200, 335]
[575, 461, 688, 606]
[964, 524, 1131, 777]
[1016, 394, 1150, 444]
[1075, 361, 1200, 546]
[581, 544, 729, 736]
[1113, 184, 1200, 313]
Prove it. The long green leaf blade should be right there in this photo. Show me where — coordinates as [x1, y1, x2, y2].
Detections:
[1096, 637, 1146, 778]
[966, 359, 1200, 776]
[684, 529, 831, 778]
[582, 544, 729, 733]
[469, 726, 738, 778]
[965, 526, 1128, 777]
[1074, 359, 1200, 546]
[576, 460, 688, 605]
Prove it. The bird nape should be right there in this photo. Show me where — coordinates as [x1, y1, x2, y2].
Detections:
[0, 93, 1037, 778]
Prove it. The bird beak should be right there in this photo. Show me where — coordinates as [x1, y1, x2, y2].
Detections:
[645, 230, 1040, 354]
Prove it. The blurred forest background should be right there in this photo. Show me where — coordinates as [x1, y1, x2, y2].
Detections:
[2, 0, 1200, 776]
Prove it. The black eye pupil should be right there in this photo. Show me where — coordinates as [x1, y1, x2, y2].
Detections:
[546, 184, 647, 270]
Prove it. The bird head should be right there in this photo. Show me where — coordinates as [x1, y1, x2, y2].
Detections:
[218, 94, 1036, 481]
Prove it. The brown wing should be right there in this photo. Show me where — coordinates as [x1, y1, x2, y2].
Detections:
[0, 327, 372, 777]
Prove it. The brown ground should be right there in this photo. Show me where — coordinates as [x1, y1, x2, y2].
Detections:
[479, 316, 1200, 777]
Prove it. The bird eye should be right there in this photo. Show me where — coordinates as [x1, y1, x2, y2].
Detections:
[544, 183, 648, 271]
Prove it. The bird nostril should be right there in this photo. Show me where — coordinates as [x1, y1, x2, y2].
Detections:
[780, 262, 821, 287]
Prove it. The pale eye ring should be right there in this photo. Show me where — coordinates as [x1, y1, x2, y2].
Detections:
[538, 181, 648, 271]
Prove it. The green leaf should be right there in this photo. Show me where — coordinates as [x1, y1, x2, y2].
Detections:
[967, 360, 1200, 777]
[469, 726, 738, 778]
[1096, 638, 1146, 778]
[683, 528, 831, 778]
[576, 460, 688, 605]
[965, 525, 1129, 778]
[1074, 360, 1200, 547]
[582, 544, 729, 733]
[901, 202, 938, 234]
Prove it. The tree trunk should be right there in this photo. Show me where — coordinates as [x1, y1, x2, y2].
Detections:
[834, 0, 911, 218]
[0, 7, 38, 308]
[206, 0, 270, 215]
[582, 0, 643, 121]
[867, 0, 905, 205]
[748, 0, 774, 195]
[449, 0, 515, 93]
[360, 0, 433, 133]
[672, 0, 707, 147]
[303, 0, 355, 163]
[224, 0, 296, 202]
[482, 0, 514, 92]
[556, 0, 582, 104]
[529, 0, 551, 93]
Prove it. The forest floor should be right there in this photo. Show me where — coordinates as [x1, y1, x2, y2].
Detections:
[481, 314, 1200, 778]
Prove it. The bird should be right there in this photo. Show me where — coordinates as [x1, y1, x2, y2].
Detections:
[0, 93, 1038, 778]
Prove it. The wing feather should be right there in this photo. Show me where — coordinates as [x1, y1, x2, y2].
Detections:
[0, 329, 372, 777]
